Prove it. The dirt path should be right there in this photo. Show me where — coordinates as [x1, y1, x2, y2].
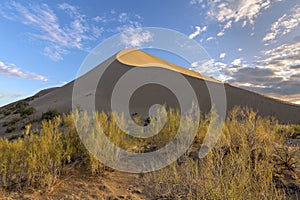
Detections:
[0, 167, 149, 200]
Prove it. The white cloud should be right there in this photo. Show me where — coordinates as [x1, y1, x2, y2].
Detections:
[208, 0, 271, 24]
[10, 93, 25, 98]
[217, 31, 225, 37]
[43, 46, 68, 61]
[263, 6, 300, 43]
[217, 20, 233, 37]
[231, 58, 242, 65]
[234, 82, 271, 89]
[59, 81, 68, 85]
[0, 92, 26, 99]
[238, 48, 243, 52]
[190, 59, 231, 82]
[224, 20, 233, 29]
[93, 16, 106, 23]
[190, 0, 203, 5]
[224, 41, 300, 102]
[206, 0, 275, 36]
[220, 53, 226, 59]
[0, 2, 96, 60]
[256, 41, 300, 80]
[120, 27, 153, 47]
[0, 61, 47, 81]
[189, 26, 207, 39]
[118, 13, 130, 23]
[0, 2, 141, 61]
[293, 100, 300, 105]
[206, 36, 215, 41]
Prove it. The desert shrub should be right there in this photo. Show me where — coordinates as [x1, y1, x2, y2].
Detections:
[5, 126, 16, 133]
[15, 101, 28, 109]
[2, 122, 8, 127]
[14, 101, 29, 114]
[145, 107, 287, 199]
[278, 124, 300, 139]
[0, 111, 4, 120]
[3, 117, 19, 128]
[0, 112, 108, 191]
[100, 108, 182, 152]
[20, 107, 35, 117]
[62, 112, 88, 162]
[3, 109, 11, 116]
[42, 109, 59, 121]
[0, 106, 298, 198]
[0, 117, 64, 190]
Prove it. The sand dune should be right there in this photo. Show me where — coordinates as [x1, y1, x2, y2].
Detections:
[0, 49, 300, 136]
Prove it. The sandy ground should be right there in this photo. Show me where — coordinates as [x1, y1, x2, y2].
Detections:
[0, 165, 149, 200]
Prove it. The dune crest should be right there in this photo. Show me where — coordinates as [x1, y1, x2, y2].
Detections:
[116, 48, 220, 83]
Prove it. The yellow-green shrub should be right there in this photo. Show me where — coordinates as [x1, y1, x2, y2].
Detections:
[0, 106, 297, 198]
[145, 107, 288, 199]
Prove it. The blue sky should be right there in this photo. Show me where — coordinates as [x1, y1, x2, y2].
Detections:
[0, 0, 300, 106]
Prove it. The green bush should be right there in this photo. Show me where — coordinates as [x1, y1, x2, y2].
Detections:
[20, 107, 35, 117]
[42, 109, 59, 121]
[276, 124, 300, 139]
[5, 126, 16, 133]
[3, 117, 19, 127]
[14, 101, 29, 114]
[3, 109, 11, 116]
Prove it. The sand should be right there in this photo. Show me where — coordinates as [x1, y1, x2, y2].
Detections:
[1, 48, 300, 137]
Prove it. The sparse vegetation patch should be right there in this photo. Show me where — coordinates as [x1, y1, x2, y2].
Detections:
[0, 107, 298, 198]
[42, 109, 59, 121]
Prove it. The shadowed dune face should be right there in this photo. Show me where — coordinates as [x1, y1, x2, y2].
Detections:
[94, 59, 212, 119]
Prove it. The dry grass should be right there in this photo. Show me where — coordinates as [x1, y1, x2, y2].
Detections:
[0, 106, 298, 199]
[144, 107, 298, 199]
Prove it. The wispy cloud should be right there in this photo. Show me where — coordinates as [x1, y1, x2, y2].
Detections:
[207, 0, 271, 25]
[206, 36, 215, 41]
[0, 61, 47, 81]
[10, 93, 25, 98]
[217, 20, 232, 37]
[120, 27, 153, 47]
[190, 59, 231, 82]
[263, 5, 300, 43]
[220, 53, 226, 59]
[190, 0, 203, 5]
[231, 58, 243, 66]
[224, 40, 300, 101]
[189, 26, 207, 39]
[203, 0, 279, 36]
[59, 81, 68, 85]
[257, 40, 300, 80]
[217, 31, 225, 37]
[0, 92, 25, 99]
[0, 2, 96, 60]
[0, 2, 142, 61]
